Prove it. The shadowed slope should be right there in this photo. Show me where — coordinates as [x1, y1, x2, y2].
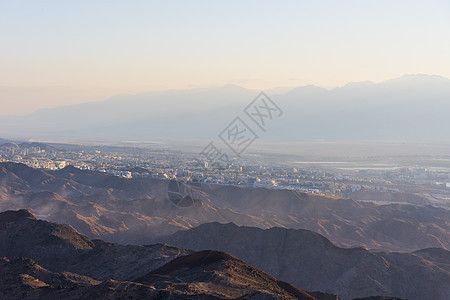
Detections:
[158, 222, 450, 300]
[137, 250, 316, 300]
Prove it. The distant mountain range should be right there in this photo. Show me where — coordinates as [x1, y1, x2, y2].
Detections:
[0, 162, 448, 252]
[0, 137, 11, 144]
[0, 141, 57, 151]
[1, 74, 450, 142]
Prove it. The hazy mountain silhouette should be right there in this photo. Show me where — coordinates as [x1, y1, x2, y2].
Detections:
[1, 74, 450, 142]
[0, 137, 11, 144]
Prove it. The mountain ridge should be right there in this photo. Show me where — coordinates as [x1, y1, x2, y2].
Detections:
[0, 162, 448, 253]
[1, 209, 444, 299]
[2, 74, 450, 141]
[157, 221, 450, 300]
[0, 210, 332, 299]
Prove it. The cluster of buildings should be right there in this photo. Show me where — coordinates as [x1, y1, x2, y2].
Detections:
[1, 142, 449, 201]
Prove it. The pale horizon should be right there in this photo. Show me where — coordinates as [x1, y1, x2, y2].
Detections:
[1, 0, 450, 114]
[1, 73, 448, 116]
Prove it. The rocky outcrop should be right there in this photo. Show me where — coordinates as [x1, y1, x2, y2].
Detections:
[0, 211, 328, 299]
[136, 250, 316, 299]
[158, 222, 450, 300]
[0, 209, 190, 281]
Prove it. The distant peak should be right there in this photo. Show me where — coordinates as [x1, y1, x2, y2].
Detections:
[58, 165, 87, 175]
[0, 209, 36, 224]
[284, 85, 328, 97]
[196, 222, 238, 229]
[220, 84, 252, 92]
[341, 80, 375, 88]
[1, 162, 29, 169]
[401, 73, 446, 79]
[61, 165, 81, 172]
[384, 74, 450, 84]
[149, 250, 240, 275]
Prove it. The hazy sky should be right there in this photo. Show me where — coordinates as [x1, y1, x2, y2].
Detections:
[1, 0, 450, 115]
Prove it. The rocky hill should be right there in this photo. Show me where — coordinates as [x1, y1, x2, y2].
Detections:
[0, 162, 448, 253]
[0, 252, 323, 300]
[0, 209, 339, 299]
[157, 222, 450, 300]
[136, 250, 316, 299]
[0, 209, 190, 281]
[0, 209, 445, 299]
[0, 257, 100, 299]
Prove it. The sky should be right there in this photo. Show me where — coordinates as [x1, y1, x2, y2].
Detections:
[1, 0, 450, 115]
